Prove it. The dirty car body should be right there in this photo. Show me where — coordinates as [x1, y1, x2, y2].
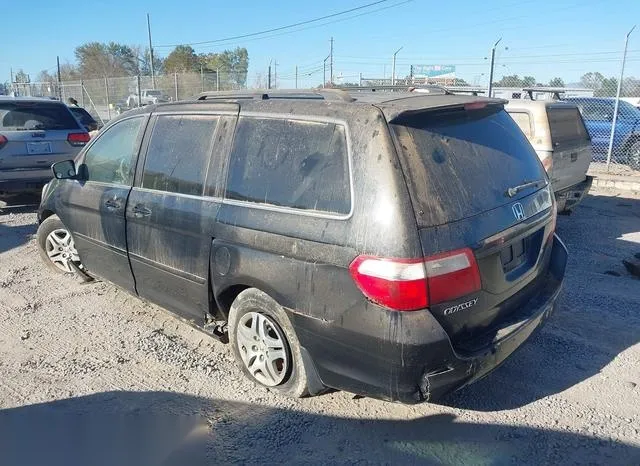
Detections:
[38, 90, 567, 403]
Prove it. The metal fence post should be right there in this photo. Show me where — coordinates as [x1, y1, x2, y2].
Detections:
[105, 77, 111, 120]
[136, 75, 142, 107]
[606, 25, 636, 171]
[174, 73, 178, 101]
[80, 79, 85, 107]
[216, 68, 220, 91]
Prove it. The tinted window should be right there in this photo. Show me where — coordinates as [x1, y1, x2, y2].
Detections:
[392, 106, 546, 226]
[83, 117, 143, 185]
[0, 102, 80, 130]
[69, 107, 97, 127]
[547, 107, 590, 146]
[226, 118, 350, 214]
[509, 112, 533, 138]
[142, 115, 217, 196]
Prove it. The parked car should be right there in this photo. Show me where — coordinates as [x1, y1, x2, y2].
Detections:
[126, 89, 171, 108]
[0, 97, 90, 195]
[505, 100, 593, 212]
[68, 105, 101, 133]
[36, 89, 567, 404]
[563, 97, 640, 169]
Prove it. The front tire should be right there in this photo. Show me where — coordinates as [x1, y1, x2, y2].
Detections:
[36, 215, 83, 275]
[228, 288, 309, 398]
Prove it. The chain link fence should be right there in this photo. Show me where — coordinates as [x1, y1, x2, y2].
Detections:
[8, 68, 640, 173]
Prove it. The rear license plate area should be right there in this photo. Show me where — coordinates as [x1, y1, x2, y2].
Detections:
[501, 239, 527, 273]
[26, 142, 52, 155]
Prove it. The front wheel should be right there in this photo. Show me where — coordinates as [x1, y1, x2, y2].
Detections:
[228, 288, 309, 398]
[36, 215, 84, 275]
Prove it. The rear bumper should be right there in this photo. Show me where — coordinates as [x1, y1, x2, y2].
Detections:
[555, 176, 593, 212]
[291, 234, 568, 404]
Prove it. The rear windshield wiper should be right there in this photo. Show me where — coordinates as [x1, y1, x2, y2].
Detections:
[505, 180, 545, 198]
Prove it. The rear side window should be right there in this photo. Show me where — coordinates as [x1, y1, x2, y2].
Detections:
[225, 117, 350, 215]
[142, 115, 218, 196]
[547, 107, 590, 147]
[0, 102, 80, 131]
[509, 112, 533, 138]
[392, 106, 546, 227]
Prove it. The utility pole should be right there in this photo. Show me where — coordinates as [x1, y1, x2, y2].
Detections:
[268, 65, 272, 89]
[487, 37, 502, 98]
[274, 61, 278, 89]
[323, 55, 330, 88]
[295, 66, 298, 89]
[330, 37, 334, 85]
[392, 46, 403, 86]
[56, 56, 62, 99]
[607, 25, 636, 171]
[147, 13, 156, 89]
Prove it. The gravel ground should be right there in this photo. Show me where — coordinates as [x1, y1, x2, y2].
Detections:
[0, 189, 639, 465]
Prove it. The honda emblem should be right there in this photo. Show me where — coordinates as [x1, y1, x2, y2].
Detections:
[512, 202, 525, 221]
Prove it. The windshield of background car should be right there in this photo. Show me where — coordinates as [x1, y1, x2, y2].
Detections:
[0, 102, 81, 131]
[391, 105, 546, 227]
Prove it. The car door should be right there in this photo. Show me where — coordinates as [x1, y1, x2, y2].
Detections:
[126, 108, 237, 322]
[56, 115, 147, 293]
[577, 101, 613, 158]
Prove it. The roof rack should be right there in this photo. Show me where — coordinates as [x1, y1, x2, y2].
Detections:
[443, 86, 486, 96]
[337, 84, 450, 95]
[196, 89, 355, 102]
[520, 86, 592, 100]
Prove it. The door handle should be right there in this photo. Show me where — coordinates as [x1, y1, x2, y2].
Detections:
[104, 199, 122, 209]
[133, 205, 152, 218]
[570, 152, 578, 162]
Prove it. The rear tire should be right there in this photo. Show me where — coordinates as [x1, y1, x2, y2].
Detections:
[228, 288, 309, 398]
[36, 215, 84, 276]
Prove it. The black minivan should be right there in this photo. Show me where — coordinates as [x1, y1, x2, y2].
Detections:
[37, 89, 567, 403]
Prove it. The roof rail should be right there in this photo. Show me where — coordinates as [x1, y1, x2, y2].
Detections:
[337, 84, 450, 95]
[196, 89, 355, 102]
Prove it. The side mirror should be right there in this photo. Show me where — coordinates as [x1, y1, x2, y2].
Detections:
[51, 160, 77, 180]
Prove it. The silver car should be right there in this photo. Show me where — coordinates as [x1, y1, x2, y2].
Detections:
[0, 97, 89, 194]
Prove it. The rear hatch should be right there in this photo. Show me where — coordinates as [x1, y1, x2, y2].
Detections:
[390, 102, 555, 350]
[0, 100, 87, 178]
[546, 105, 592, 192]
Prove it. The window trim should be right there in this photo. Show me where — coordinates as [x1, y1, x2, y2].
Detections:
[135, 112, 222, 197]
[78, 114, 148, 186]
[222, 113, 355, 220]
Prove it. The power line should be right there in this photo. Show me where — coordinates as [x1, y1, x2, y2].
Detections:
[186, 0, 412, 52]
[156, 0, 394, 48]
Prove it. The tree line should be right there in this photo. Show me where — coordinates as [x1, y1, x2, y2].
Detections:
[9, 42, 249, 88]
[492, 73, 640, 97]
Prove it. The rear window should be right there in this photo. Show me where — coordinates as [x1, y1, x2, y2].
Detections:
[392, 106, 546, 226]
[0, 102, 81, 131]
[547, 107, 590, 146]
[69, 107, 96, 125]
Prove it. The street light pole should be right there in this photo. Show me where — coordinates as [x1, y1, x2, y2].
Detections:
[392, 46, 403, 86]
[606, 25, 636, 171]
[487, 37, 502, 98]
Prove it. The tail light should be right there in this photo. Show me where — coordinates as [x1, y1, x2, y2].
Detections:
[0, 134, 7, 150]
[349, 248, 481, 311]
[67, 132, 90, 147]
